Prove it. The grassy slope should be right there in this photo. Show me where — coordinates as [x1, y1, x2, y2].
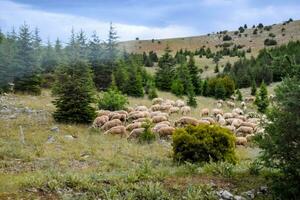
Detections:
[0, 87, 277, 199]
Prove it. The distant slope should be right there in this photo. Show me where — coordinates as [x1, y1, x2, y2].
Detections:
[119, 19, 300, 56]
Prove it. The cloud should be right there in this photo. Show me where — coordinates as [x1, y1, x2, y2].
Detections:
[0, 0, 198, 42]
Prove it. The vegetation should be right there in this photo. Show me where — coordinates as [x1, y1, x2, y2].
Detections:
[264, 38, 277, 46]
[172, 125, 237, 163]
[254, 82, 269, 113]
[98, 88, 128, 111]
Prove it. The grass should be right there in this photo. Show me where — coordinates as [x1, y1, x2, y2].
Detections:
[0, 89, 276, 199]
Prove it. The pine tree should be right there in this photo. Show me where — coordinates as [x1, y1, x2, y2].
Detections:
[187, 54, 201, 95]
[147, 82, 158, 99]
[41, 40, 58, 73]
[52, 60, 96, 123]
[76, 29, 88, 60]
[124, 60, 144, 97]
[144, 55, 154, 67]
[255, 82, 269, 113]
[202, 80, 209, 96]
[187, 86, 197, 107]
[251, 80, 257, 95]
[214, 64, 219, 73]
[215, 81, 226, 99]
[171, 79, 184, 97]
[155, 46, 176, 91]
[236, 89, 243, 101]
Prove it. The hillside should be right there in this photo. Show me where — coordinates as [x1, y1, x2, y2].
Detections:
[120, 19, 300, 56]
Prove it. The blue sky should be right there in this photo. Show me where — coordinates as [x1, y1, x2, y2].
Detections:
[0, 0, 300, 43]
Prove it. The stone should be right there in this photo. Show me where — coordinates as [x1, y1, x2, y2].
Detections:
[218, 190, 233, 200]
[234, 195, 245, 200]
[64, 135, 74, 140]
[243, 190, 255, 199]
[259, 186, 268, 194]
[51, 126, 60, 132]
[46, 135, 55, 144]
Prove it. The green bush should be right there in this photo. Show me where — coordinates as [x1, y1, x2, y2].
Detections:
[172, 125, 237, 164]
[98, 88, 128, 111]
[14, 74, 42, 95]
[138, 120, 156, 144]
[264, 38, 277, 46]
[171, 79, 184, 97]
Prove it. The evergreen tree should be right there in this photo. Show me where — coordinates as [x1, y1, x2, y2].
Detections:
[214, 64, 219, 73]
[187, 54, 201, 95]
[236, 89, 243, 101]
[54, 38, 64, 64]
[257, 77, 300, 199]
[124, 60, 144, 97]
[41, 40, 58, 73]
[171, 79, 184, 97]
[176, 61, 194, 94]
[52, 60, 96, 123]
[14, 23, 41, 95]
[251, 80, 257, 95]
[215, 81, 226, 99]
[144, 55, 154, 67]
[187, 86, 197, 107]
[147, 82, 158, 99]
[155, 46, 176, 91]
[76, 29, 88, 60]
[202, 80, 209, 96]
[254, 82, 269, 113]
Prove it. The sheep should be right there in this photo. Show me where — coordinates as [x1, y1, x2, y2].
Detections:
[212, 108, 223, 117]
[224, 112, 234, 119]
[236, 137, 247, 146]
[175, 100, 185, 107]
[111, 113, 127, 122]
[201, 117, 215, 124]
[133, 118, 152, 123]
[152, 123, 169, 133]
[115, 110, 128, 116]
[216, 102, 222, 108]
[201, 108, 209, 117]
[198, 119, 210, 125]
[101, 119, 122, 131]
[246, 134, 255, 142]
[135, 105, 148, 112]
[126, 122, 142, 131]
[157, 121, 171, 126]
[125, 107, 134, 113]
[152, 115, 168, 123]
[128, 111, 150, 120]
[96, 110, 111, 117]
[158, 127, 175, 137]
[92, 115, 109, 128]
[104, 125, 127, 137]
[245, 96, 255, 103]
[225, 118, 235, 125]
[175, 116, 199, 127]
[236, 126, 254, 136]
[241, 101, 246, 107]
[165, 99, 175, 106]
[235, 115, 247, 121]
[150, 111, 162, 118]
[160, 104, 172, 112]
[150, 104, 161, 111]
[232, 108, 244, 115]
[181, 106, 191, 115]
[169, 106, 180, 114]
[232, 118, 243, 128]
[230, 95, 237, 101]
[152, 98, 164, 105]
[247, 118, 260, 124]
[127, 128, 145, 139]
[216, 114, 226, 126]
[226, 101, 235, 108]
[240, 122, 257, 130]
[224, 125, 236, 132]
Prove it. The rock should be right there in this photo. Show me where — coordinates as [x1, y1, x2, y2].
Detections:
[242, 190, 255, 199]
[51, 126, 60, 132]
[46, 135, 55, 144]
[259, 186, 268, 194]
[9, 114, 17, 119]
[218, 190, 233, 200]
[64, 135, 74, 140]
[234, 195, 245, 200]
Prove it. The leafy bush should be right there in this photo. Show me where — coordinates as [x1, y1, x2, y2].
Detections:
[171, 79, 184, 97]
[14, 74, 42, 95]
[138, 120, 156, 144]
[98, 88, 128, 111]
[172, 125, 237, 163]
[203, 161, 235, 178]
[264, 38, 277, 46]
[223, 35, 232, 41]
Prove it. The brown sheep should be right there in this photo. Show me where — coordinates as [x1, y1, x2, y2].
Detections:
[96, 110, 111, 117]
[198, 119, 210, 125]
[128, 111, 150, 120]
[201, 108, 209, 117]
[240, 122, 257, 130]
[127, 128, 145, 139]
[135, 105, 148, 112]
[126, 122, 142, 131]
[232, 118, 243, 128]
[160, 104, 172, 112]
[169, 106, 180, 114]
[152, 123, 169, 133]
[111, 113, 127, 122]
[201, 117, 215, 124]
[175, 116, 199, 127]
[150, 104, 161, 111]
[212, 108, 223, 116]
[133, 118, 152, 123]
[152, 97, 164, 105]
[115, 110, 128, 116]
[104, 125, 127, 137]
[158, 127, 175, 137]
[152, 115, 168, 123]
[236, 137, 247, 146]
[226, 101, 235, 108]
[181, 106, 191, 115]
[175, 100, 185, 107]
[157, 121, 171, 126]
[101, 119, 122, 131]
[92, 115, 109, 128]
[236, 126, 254, 136]
[224, 112, 234, 119]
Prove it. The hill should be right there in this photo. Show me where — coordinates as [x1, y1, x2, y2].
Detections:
[119, 19, 300, 56]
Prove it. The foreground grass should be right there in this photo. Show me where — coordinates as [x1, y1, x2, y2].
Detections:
[0, 91, 274, 199]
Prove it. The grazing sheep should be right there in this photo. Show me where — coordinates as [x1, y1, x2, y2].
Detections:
[201, 117, 215, 124]
[93, 115, 109, 128]
[241, 101, 246, 107]
[230, 95, 237, 101]
[224, 112, 234, 119]
[181, 106, 191, 115]
[152, 123, 169, 133]
[152, 98, 164, 105]
[226, 101, 235, 108]
[201, 108, 209, 117]
[198, 119, 210, 125]
[212, 108, 223, 116]
[169, 106, 180, 114]
[225, 118, 235, 125]
[247, 118, 260, 124]
[175, 116, 199, 127]
[216, 102, 222, 108]
[115, 110, 128, 116]
[150, 104, 161, 111]
[246, 134, 255, 142]
[157, 121, 171, 126]
[133, 118, 152, 123]
[240, 122, 257, 129]
[101, 119, 122, 131]
[235, 115, 247, 121]
[150, 111, 162, 118]
[96, 110, 111, 117]
[125, 107, 134, 113]
[224, 125, 236, 132]
[129, 111, 150, 120]
[158, 127, 175, 137]
[216, 114, 226, 126]
[232, 118, 243, 128]
[232, 108, 244, 115]
[236, 137, 247, 146]
[160, 104, 172, 112]
[245, 96, 255, 103]
[152, 115, 168, 123]
[128, 128, 145, 139]
[126, 122, 142, 131]
[104, 125, 127, 137]
[236, 126, 254, 136]
[165, 99, 175, 106]
[175, 100, 185, 107]
[111, 113, 127, 122]
[135, 106, 148, 112]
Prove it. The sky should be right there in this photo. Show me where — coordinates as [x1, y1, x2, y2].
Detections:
[0, 0, 300, 43]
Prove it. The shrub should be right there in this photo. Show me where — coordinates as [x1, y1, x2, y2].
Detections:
[254, 82, 269, 113]
[264, 38, 277, 46]
[98, 88, 128, 111]
[203, 161, 235, 178]
[14, 74, 42, 95]
[171, 79, 184, 97]
[172, 125, 237, 163]
[268, 33, 276, 38]
[222, 35, 232, 41]
[138, 120, 156, 144]
[148, 85, 158, 100]
[253, 29, 258, 35]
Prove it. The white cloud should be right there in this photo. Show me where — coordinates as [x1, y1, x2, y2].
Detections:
[0, 0, 198, 42]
